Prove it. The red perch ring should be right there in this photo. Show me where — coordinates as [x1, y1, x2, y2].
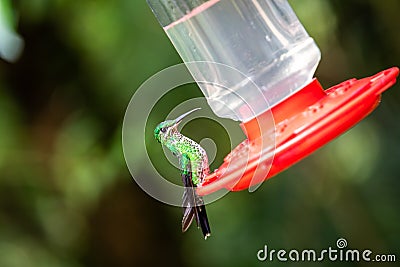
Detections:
[197, 67, 399, 196]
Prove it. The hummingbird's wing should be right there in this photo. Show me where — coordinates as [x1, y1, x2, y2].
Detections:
[182, 160, 196, 231]
[181, 158, 211, 239]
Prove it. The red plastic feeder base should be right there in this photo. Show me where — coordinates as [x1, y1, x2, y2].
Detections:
[197, 67, 399, 196]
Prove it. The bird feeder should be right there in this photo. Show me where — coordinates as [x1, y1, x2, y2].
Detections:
[146, 0, 399, 195]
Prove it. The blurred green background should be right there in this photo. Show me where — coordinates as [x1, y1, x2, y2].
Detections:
[0, 0, 399, 266]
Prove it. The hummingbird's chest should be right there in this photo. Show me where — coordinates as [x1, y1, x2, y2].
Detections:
[170, 133, 209, 184]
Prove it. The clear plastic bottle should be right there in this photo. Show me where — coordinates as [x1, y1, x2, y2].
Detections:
[147, 0, 321, 122]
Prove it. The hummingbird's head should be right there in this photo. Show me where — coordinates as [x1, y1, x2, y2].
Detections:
[154, 119, 176, 143]
[154, 108, 201, 143]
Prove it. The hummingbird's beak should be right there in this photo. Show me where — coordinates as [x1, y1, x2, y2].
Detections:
[174, 108, 201, 125]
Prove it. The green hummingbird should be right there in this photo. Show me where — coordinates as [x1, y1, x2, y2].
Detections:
[154, 108, 211, 239]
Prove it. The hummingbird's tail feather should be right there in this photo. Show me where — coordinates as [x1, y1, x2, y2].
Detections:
[194, 201, 211, 239]
[181, 159, 211, 239]
[182, 205, 195, 232]
[182, 191, 211, 239]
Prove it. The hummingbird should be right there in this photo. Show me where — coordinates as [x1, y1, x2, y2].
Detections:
[154, 108, 211, 239]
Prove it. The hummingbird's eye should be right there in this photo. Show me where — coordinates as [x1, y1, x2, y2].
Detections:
[160, 127, 166, 133]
